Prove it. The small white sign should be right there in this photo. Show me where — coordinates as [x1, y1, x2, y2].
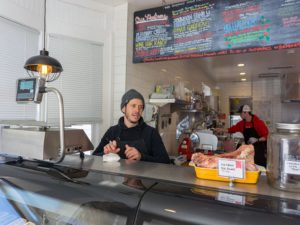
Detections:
[217, 192, 245, 205]
[284, 160, 300, 175]
[218, 159, 245, 179]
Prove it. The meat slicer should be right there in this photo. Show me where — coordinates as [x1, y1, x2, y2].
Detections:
[178, 130, 218, 160]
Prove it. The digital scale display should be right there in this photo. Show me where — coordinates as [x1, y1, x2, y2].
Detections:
[16, 77, 43, 103]
[16, 79, 36, 101]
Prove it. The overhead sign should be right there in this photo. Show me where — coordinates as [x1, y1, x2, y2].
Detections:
[133, 0, 300, 63]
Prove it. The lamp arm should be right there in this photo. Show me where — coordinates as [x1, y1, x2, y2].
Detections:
[44, 87, 65, 163]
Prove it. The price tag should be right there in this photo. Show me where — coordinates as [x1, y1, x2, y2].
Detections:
[217, 192, 245, 205]
[284, 160, 300, 175]
[218, 159, 245, 179]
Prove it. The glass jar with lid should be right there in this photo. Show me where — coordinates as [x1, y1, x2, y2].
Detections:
[267, 123, 300, 192]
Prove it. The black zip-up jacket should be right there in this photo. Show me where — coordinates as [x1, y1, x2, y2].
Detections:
[93, 117, 170, 164]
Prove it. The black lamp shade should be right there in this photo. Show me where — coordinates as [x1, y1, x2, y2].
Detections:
[24, 50, 63, 73]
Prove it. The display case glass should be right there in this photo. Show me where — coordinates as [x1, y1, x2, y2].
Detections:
[0, 156, 299, 225]
[0, 160, 153, 225]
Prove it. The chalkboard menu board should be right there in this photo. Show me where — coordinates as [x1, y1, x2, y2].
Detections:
[133, 0, 300, 63]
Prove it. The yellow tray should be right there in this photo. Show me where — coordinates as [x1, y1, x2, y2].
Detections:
[193, 166, 260, 184]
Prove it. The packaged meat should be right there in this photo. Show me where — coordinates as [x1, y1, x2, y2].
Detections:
[193, 167, 260, 184]
[191, 144, 258, 171]
[191, 145, 260, 184]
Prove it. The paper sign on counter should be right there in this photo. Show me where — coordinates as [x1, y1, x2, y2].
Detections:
[284, 160, 300, 175]
[218, 159, 245, 179]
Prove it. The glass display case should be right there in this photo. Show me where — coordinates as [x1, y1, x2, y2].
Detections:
[0, 159, 152, 225]
[0, 156, 299, 225]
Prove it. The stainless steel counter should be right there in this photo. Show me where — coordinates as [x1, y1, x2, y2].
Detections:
[60, 154, 300, 201]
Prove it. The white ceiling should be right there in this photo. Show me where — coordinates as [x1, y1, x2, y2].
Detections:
[93, 0, 300, 83]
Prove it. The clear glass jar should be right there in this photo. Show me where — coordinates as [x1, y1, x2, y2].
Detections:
[267, 123, 300, 192]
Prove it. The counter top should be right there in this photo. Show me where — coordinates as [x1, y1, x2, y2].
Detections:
[60, 154, 300, 201]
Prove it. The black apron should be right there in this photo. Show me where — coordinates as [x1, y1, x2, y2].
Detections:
[243, 118, 267, 167]
[115, 129, 148, 159]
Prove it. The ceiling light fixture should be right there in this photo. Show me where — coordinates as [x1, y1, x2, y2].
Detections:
[24, 0, 63, 82]
[240, 72, 246, 75]
[241, 78, 247, 81]
[237, 63, 245, 67]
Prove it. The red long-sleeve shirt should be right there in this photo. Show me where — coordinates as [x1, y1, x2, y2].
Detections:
[227, 115, 269, 139]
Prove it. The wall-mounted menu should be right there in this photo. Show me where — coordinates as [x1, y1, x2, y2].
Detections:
[133, 0, 300, 63]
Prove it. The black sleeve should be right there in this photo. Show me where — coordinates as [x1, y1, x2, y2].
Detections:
[92, 128, 112, 156]
[141, 128, 170, 164]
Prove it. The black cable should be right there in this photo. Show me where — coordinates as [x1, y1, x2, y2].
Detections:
[43, 0, 47, 51]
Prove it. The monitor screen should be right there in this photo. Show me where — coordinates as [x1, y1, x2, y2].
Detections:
[16, 77, 40, 103]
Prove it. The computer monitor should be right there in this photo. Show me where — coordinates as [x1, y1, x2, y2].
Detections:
[16, 77, 44, 103]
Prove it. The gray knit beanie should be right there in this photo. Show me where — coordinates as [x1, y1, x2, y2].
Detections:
[120, 89, 145, 109]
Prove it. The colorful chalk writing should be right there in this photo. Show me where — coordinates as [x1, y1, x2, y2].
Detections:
[133, 0, 300, 63]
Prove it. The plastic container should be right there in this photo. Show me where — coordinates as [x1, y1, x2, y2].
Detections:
[267, 123, 300, 192]
[193, 166, 260, 184]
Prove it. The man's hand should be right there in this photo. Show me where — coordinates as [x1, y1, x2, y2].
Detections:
[248, 137, 258, 144]
[125, 144, 141, 161]
[104, 140, 120, 154]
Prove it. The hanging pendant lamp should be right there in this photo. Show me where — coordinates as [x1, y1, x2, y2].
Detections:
[24, 0, 63, 82]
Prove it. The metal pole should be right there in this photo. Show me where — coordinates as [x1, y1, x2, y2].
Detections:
[45, 87, 65, 163]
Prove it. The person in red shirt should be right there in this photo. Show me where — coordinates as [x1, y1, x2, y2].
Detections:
[216, 104, 269, 167]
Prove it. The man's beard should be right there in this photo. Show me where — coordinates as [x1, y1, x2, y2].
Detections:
[124, 112, 140, 125]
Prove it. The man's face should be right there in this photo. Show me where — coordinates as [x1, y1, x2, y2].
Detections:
[122, 98, 144, 127]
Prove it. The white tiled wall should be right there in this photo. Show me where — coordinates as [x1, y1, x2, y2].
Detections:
[112, 3, 128, 124]
[218, 78, 300, 132]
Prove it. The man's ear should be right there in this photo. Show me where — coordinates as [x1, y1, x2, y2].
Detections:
[121, 106, 125, 114]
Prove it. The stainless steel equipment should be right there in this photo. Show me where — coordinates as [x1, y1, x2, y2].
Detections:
[267, 123, 300, 192]
[15, 76, 66, 162]
[192, 131, 218, 150]
[1, 127, 93, 160]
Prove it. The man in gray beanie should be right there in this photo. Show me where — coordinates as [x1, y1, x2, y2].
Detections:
[93, 89, 170, 164]
[120, 89, 145, 110]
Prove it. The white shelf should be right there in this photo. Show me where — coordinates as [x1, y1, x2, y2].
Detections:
[149, 98, 175, 103]
[149, 98, 176, 107]
[149, 98, 189, 107]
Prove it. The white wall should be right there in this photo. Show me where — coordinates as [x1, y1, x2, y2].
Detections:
[218, 78, 300, 132]
[0, 0, 116, 143]
[111, 3, 129, 124]
[0, 0, 113, 42]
